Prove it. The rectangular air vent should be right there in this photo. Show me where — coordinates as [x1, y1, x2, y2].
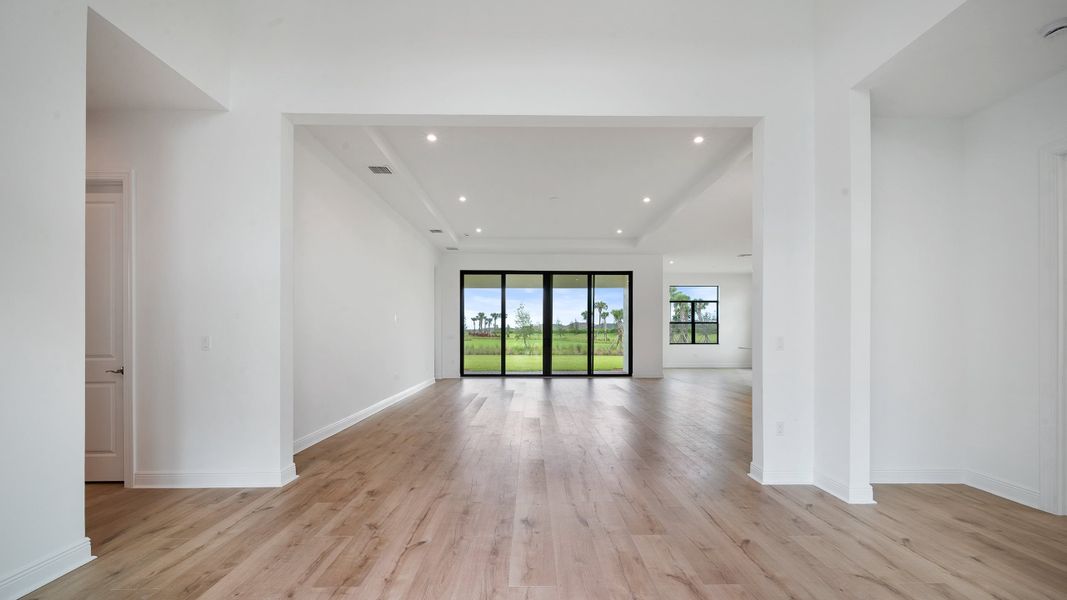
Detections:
[445, 247, 459, 251]
[368, 165, 392, 174]
[428, 229, 444, 234]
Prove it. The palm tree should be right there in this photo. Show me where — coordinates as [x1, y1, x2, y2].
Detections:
[490, 312, 500, 336]
[476, 312, 487, 335]
[611, 308, 624, 346]
[580, 310, 590, 332]
[594, 301, 609, 338]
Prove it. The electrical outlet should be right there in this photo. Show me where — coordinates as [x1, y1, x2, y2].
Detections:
[201, 335, 212, 351]
[776, 421, 785, 437]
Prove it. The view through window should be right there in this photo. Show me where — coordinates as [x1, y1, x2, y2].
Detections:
[462, 271, 631, 376]
[669, 285, 719, 344]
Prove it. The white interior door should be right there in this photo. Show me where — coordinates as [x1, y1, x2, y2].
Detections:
[86, 180, 125, 481]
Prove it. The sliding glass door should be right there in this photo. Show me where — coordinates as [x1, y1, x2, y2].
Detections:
[551, 274, 589, 373]
[505, 274, 544, 374]
[593, 274, 629, 374]
[461, 271, 632, 377]
[463, 273, 503, 374]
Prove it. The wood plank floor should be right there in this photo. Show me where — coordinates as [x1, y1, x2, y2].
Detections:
[29, 370, 1067, 599]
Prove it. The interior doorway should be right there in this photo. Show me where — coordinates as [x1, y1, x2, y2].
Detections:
[85, 174, 131, 482]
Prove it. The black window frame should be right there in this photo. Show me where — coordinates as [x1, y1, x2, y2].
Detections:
[669, 285, 719, 345]
[460, 270, 634, 377]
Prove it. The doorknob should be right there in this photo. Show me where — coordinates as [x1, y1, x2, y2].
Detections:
[106, 367, 125, 375]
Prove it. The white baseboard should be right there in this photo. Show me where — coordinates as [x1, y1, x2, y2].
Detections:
[132, 466, 297, 489]
[664, 363, 753, 369]
[0, 537, 93, 600]
[871, 468, 965, 484]
[748, 462, 813, 485]
[815, 472, 876, 504]
[964, 470, 1041, 510]
[293, 378, 435, 453]
[279, 462, 298, 487]
[870, 468, 1040, 509]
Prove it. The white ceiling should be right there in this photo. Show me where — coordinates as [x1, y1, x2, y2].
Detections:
[866, 0, 1067, 117]
[87, 9, 222, 111]
[644, 155, 753, 274]
[305, 124, 752, 272]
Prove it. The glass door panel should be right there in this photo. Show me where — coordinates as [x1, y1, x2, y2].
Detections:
[551, 274, 589, 374]
[504, 274, 544, 374]
[463, 273, 502, 374]
[592, 274, 629, 374]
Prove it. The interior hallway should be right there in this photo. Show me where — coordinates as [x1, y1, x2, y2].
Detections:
[30, 370, 1067, 599]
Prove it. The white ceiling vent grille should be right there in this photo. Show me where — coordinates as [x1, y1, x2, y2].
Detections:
[445, 247, 460, 251]
[429, 228, 444, 234]
[368, 165, 393, 174]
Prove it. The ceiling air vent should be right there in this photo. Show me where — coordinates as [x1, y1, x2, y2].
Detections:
[445, 247, 460, 251]
[368, 165, 393, 174]
[428, 228, 444, 234]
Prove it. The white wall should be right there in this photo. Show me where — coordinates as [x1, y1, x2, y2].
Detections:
[86, 108, 292, 486]
[293, 130, 436, 449]
[870, 117, 967, 481]
[869, 68, 1067, 511]
[436, 254, 663, 379]
[961, 68, 1067, 507]
[87, 0, 232, 106]
[811, 0, 965, 502]
[0, 1, 93, 597]
[663, 273, 752, 369]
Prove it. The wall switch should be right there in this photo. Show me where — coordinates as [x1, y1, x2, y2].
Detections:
[201, 336, 212, 351]
[775, 336, 785, 351]
[776, 421, 785, 437]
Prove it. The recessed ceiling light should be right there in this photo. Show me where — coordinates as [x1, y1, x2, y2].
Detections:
[693, 135, 705, 144]
[669, 260, 675, 265]
[475, 227, 482, 233]
[458, 196, 467, 202]
[426, 133, 438, 142]
[642, 196, 652, 203]
[616, 229, 623, 234]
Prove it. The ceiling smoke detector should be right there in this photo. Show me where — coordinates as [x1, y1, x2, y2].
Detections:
[1043, 18, 1067, 39]
[368, 165, 393, 174]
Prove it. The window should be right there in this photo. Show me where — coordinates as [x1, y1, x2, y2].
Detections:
[462, 271, 632, 376]
[669, 285, 718, 344]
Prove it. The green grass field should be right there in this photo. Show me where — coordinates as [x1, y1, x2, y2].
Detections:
[464, 330, 624, 373]
[463, 354, 624, 373]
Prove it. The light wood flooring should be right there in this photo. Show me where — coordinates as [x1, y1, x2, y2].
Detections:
[28, 370, 1067, 599]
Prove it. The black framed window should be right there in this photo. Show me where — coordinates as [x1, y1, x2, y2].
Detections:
[462, 271, 633, 377]
[669, 285, 718, 344]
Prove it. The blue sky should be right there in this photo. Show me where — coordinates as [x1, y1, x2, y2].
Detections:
[464, 286, 625, 328]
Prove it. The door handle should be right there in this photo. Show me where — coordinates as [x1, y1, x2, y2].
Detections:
[106, 367, 125, 375]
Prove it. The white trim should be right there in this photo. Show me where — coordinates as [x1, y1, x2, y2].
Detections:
[132, 467, 298, 489]
[964, 471, 1042, 510]
[1038, 142, 1067, 515]
[663, 362, 753, 369]
[279, 462, 298, 486]
[816, 471, 876, 504]
[86, 170, 135, 486]
[870, 468, 965, 484]
[293, 378, 435, 453]
[749, 462, 813, 485]
[0, 537, 93, 600]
